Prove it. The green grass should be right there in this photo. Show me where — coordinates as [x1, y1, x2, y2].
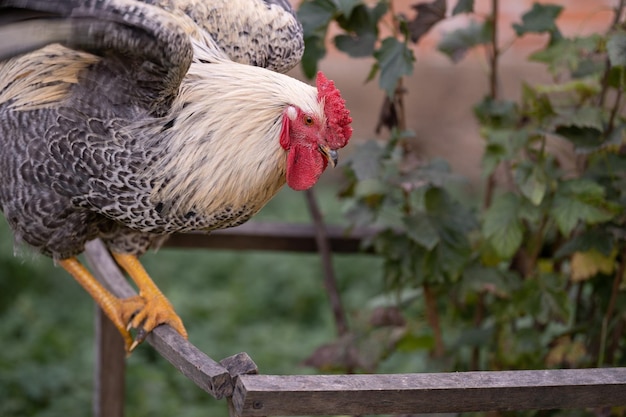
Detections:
[0, 184, 383, 417]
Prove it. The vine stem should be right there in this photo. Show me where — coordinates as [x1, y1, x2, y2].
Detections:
[598, 0, 625, 108]
[488, 0, 499, 101]
[388, 0, 407, 135]
[598, 249, 625, 366]
[596, 0, 626, 368]
[423, 283, 445, 357]
[391, 0, 440, 358]
[474, 0, 501, 368]
[604, 0, 625, 138]
[305, 189, 349, 337]
[482, 0, 500, 210]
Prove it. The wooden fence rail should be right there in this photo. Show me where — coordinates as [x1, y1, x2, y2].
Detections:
[84, 225, 626, 417]
[163, 221, 373, 253]
[233, 369, 626, 416]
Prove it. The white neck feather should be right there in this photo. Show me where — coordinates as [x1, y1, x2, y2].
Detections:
[145, 44, 321, 218]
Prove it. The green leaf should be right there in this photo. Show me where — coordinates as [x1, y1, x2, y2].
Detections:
[301, 35, 327, 79]
[423, 187, 476, 281]
[438, 20, 492, 62]
[607, 31, 626, 67]
[513, 3, 563, 36]
[554, 107, 605, 131]
[521, 273, 570, 323]
[333, 3, 383, 57]
[521, 83, 554, 122]
[483, 193, 524, 259]
[332, 0, 362, 17]
[334, 32, 377, 57]
[345, 140, 384, 180]
[373, 37, 415, 97]
[424, 186, 477, 234]
[572, 57, 606, 79]
[550, 180, 620, 236]
[365, 61, 379, 83]
[396, 332, 435, 352]
[461, 263, 517, 298]
[555, 228, 614, 259]
[554, 125, 603, 153]
[452, 0, 474, 15]
[298, 0, 337, 35]
[336, 3, 381, 33]
[533, 78, 601, 99]
[298, 0, 339, 76]
[408, 0, 447, 44]
[404, 214, 440, 250]
[474, 96, 518, 128]
[606, 65, 626, 89]
[515, 162, 548, 206]
[454, 327, 494, 348]
[530, 36, 600, 75]
[354, 178, 387, 198]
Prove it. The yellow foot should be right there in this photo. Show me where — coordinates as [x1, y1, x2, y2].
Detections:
[125, 291, 188, 351]
[113, 252, 188, 351]
[110, 295, 146, 353]
[59, 255, 187, 354]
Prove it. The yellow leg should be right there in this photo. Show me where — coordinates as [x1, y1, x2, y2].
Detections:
[59, 258, 142, 352]
[112, 252, 188, 351]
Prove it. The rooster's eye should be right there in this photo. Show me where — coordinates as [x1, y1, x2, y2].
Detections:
[304, 115, 314, 126]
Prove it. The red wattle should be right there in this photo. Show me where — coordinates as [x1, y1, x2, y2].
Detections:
[285, 144, 327, 191]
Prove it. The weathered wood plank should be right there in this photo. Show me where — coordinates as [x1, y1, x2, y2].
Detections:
[164, 222, 373, 253]
[220, 352, 259, 377]
[233, 368, 626, 416]
[84, 239, 234, 399]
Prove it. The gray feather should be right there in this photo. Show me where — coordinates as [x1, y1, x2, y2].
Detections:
[0, 0, 306, 259]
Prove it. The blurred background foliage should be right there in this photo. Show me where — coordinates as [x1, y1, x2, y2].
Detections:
[2, 0, 626, 416]
[0, 187, 384, 416]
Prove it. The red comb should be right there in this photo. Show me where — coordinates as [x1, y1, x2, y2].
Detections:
[316, 71, 352, 149]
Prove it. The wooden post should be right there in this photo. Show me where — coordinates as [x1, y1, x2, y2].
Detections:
[93, 307, 125, 417]
[85, 241, 130, 417]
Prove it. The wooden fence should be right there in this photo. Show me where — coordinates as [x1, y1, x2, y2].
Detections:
[83, 221, 626, 417]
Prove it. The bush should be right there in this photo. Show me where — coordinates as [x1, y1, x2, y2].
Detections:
[298, 0, 626, 379]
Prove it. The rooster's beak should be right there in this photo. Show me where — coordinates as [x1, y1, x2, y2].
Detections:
[319, 144, 338, 168]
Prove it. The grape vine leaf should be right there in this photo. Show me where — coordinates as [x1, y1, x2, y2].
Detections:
[374, 37, 415, 97]
[452, 0, 474, 15]
[483, 193, 524, 259]
[513, 3, 563, 36]
[408, 0, 447, 44]
[438, 20, 492, 63]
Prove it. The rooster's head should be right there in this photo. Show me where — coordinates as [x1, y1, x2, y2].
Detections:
[279, 71, 352, 191]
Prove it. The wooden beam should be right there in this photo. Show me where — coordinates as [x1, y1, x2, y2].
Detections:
[164, 222, 373, 253]
[84, 239, 252, 400]
[232, 368, 626, 416]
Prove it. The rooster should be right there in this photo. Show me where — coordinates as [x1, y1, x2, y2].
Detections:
[0, 0, 352, 352]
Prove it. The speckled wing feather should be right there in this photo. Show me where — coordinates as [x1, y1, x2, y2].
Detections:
[0, 0, 194, 114]
[0, 0, 304, 73]
[142, 0, 303, 73]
